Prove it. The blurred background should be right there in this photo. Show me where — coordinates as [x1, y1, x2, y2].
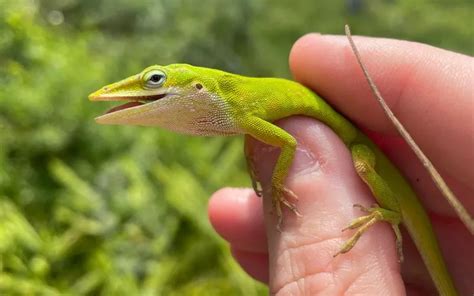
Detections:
[0, 0, 472, 294]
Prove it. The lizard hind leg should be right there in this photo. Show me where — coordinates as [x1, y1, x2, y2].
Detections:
[334, 144, 403, 261]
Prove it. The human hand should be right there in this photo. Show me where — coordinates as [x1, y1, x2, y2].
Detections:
[208, 34, 474, 295]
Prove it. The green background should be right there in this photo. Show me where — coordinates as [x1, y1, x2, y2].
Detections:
[0, 0, 471, 294]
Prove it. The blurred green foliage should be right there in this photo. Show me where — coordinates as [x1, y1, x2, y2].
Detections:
[0, 0, 471, 294]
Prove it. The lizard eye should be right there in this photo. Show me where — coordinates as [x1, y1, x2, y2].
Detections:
[144, 70, 166, 88]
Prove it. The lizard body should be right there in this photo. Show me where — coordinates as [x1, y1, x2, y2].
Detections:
[89, 64, 458, 295]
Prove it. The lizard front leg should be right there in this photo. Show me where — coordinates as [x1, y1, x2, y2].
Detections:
[244, 134, 263, 197]
[242, 117, 301, 229]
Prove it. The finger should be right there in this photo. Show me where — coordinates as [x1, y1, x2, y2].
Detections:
[289, 34, 474, 187]
[370, 132, 474, 295]
[208, 188, 267, 253]
[231, 247, 269, 283]
[368, 130, 474, 218]
[247, 117, 407, 295]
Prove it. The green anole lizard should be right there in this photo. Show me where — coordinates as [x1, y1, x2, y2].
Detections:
[88, 41, 465, 295]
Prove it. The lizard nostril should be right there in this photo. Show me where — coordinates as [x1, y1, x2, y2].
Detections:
[195, 83, 203, 90]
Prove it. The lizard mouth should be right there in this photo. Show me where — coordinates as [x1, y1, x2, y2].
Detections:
[103, 94, 168, 114]
[89, 86, 180, 124]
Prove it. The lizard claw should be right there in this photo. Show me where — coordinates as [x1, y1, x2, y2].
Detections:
[271, 184, 302, 230]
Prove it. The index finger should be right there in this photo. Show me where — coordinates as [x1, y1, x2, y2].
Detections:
[289, 33, 474, 187]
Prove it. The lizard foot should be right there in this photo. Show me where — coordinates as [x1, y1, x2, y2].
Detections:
[333, 204, 403, 262]
[272, 184, 302, 231]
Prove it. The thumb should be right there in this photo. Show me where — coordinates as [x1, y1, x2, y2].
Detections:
[246, 116, 404, 295]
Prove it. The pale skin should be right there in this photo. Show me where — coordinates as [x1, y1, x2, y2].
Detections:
[208, 34, 474, 295]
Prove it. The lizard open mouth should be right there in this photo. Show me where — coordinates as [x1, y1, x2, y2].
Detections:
[103, 93, 168, 114]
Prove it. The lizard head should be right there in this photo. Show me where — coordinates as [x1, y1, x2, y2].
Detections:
[88, 64, 238, 135]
